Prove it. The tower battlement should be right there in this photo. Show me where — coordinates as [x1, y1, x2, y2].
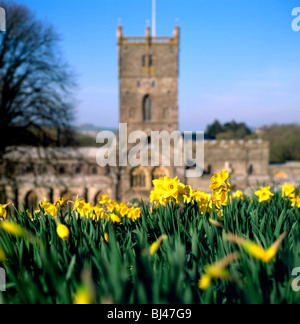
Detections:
[117, 26, 180, 46]
[204, 139, 269, 148]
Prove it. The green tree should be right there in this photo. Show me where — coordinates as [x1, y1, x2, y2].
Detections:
[206, 120, 223, 139]
[206, 120, 253, 140]
[261, 124, 300, 162]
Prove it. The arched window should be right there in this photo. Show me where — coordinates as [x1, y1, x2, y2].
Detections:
[59, 166, 65, 175]
[60, 191, 73, 208]
[94, 191, 103, 205]
[248, 164, 253, 175]
[149, 55, 153, 67]
[26, 166, 33, 174]
[131, 167, 147, 189]
[25, 191, 38, 210]
[143, 95, 151, 122]
[152, 166, 170, 182]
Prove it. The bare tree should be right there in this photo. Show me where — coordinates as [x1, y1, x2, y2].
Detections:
[0, 1, 76, 160]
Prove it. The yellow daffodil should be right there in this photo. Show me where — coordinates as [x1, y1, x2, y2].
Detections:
[83, 202, 93, 218]
[213, 190, 228, 209]
[39, 197, 48, 207]
[100, 224, 109, 243]
[190, 190, 212, 214]
[192, 190, 211, 202]
[73, 285, 92, 305]
[210, 170, 231, 192]
[150, 189, 167, 206]
[216, 208, 224, 221]
[233, 190, 244, 200]
[0, 204, 10, 220]
[0, 221, 26, 237]
[73, 269, 95, 304]
[93, 204, 104, 221]
[255, 186, 274, 203]
[198, 274, 212, 290]
[127, 206, 141, 222]
[209, 171, 231, 216]
[103, 232, 109, 243]
[119, 203, 129, 217]
[26, 209, 39, 221]
[282, 184, 295, 200]
[225, 233, 287, 263]
[150, 235, 168, 255]
[107, 202, 117, 213]
[55, 197, 65, 206]
[197, 194, 213, 215]
[291, 195, 300, 208]
[56, 224, 70, 241]
[184, 185, 194, 203]
[108, 213, 121, 223]
[150, 176, 187, 206]
[0, 221, 43, 248]
[99, 195, 111, 205]
[198, 253, 240, 290]
[72, 196, 86, 215]
[209, 218, 229, 232]
[42, 202, 58, 218]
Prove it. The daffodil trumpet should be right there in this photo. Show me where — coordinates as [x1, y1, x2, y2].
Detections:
[0, 221, 44, 249]
[198, 252, 240, 290]
[225, 232, 287, 263]
[150, 235, 168, 255]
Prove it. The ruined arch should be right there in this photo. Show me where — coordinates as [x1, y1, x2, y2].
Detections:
[25, 191, 38, 210]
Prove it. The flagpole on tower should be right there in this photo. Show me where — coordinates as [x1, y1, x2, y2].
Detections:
[152, 0, 156, 37]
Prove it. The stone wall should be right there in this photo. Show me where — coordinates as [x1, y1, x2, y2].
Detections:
[0, 148, 117, 207]
[187, 139, 271, 192]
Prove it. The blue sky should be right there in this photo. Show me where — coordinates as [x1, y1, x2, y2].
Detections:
[14, 0, 300, 131]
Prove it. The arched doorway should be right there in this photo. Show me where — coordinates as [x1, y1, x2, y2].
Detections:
[25, 191, 38, 210]
[60, 191, 74, 208]
[94, 191, 103, 205]
[152, 166, 170, 182]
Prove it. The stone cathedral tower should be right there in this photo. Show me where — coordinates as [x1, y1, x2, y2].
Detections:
[117, 25, 183, 201]
[117, 25, 180, 134]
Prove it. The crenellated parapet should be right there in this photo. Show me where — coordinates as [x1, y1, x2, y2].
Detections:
[117, 25, 180, 46]
[204, 139, 269, 148]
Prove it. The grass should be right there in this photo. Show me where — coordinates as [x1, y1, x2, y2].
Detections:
[0, 190, 300, 304]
